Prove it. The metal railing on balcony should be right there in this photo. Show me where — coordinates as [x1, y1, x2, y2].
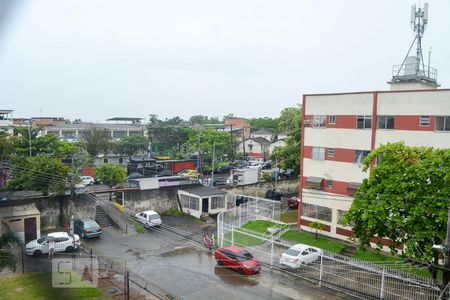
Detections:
[392, 63, 438, 83]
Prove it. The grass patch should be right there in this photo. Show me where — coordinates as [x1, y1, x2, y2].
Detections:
[282, 230, 346, 253]
[223, 231, 264, 247]
[165, 207, 185, 217]
[132, 220, 146, 233]
[277, 210, 298, 223]
[241, 220, 281, 234]
[0, 273, 102, 300]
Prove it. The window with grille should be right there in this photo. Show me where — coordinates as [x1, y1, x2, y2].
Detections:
[435, 116, 450, 131]
[326, 180, 333, 188]
[354, 150, 370, 164]
[377, 116, 394, 129]
[313, 115, 326, 128]
[312, 147, 325, 160]
[329, 115, 336, 124]
[356, 115, 372, 129]
[420, 116, 430, 127]
[180, 194, 199, 211]
[302, 203, 332, 222]
[211, 196, 225, 209]
[327, 148, 335, 157]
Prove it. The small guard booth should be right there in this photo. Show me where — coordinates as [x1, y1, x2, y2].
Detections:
[0, 204, 41, 243]
[177, 186, 228, 219]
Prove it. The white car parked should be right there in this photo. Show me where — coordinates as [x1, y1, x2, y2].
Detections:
[279, 244, 323, 268]
[135, 210, 162, 228]
[25, 232, 81, 256]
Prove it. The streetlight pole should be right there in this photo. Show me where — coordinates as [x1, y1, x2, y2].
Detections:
[27, 120, 32, 157]
[211, 142, 215, 185]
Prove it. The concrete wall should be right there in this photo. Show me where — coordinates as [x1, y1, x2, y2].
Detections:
[124, 186, 180, 214]
[0, 195, 96, 231]
[226, 178, 299, 198]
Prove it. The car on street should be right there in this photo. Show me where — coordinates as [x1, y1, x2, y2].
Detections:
[178, 169, 199, 179]
[214, 246, 261, 275]
[127, 172, 143, 180]
[135, 210, 162, 228]
[74, 219, 102, 238]
[25, 232, 81, 256]
[75, 176, 95, 188]
[279, 244, 323, 268]
[288, 196, 298, 209]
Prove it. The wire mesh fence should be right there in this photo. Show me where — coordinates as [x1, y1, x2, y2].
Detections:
[217, 194, 443, 300]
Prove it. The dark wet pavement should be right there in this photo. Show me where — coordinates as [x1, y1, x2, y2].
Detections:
[83, 226, 352, 300]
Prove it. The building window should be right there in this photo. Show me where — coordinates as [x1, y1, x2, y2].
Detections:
[326, 179, 333, 189]
[113, 131, 128, 139]
[302, 203, 332, 222]
[313, 115, 326, 128]
[180, 194, 199, 211]
[211, 196, 225, 209]
[312, 147, 325, 160]
[103, 158, 109, 164]
[435, 116, 450, 131]
[118, 157, 124, 164]
[356, 115, 372, 129]
[327, 148, 335, 157]
[354, 150, 370, 164]
[337, 210, 351, 225]
[329, 115, 336, 125]
[377, 116, 394, 129]
[420, 116, 430, 127]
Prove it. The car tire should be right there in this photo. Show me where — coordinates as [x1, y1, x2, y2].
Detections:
[238, 268, 245, 275]
[66, 246, 75, 252]
[217, 260, 223, 266]
[33, 250, 42, 257]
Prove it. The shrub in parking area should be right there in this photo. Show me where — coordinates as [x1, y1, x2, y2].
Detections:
[132, 220, 146, 234]
[165, 208, 185, 217]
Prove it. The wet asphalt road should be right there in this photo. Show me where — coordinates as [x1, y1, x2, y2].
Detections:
[83, 227, 351, 300]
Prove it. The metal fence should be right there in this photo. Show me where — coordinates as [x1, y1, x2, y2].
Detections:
[217, 194, 443, 300]
[9, 243, 177, 300]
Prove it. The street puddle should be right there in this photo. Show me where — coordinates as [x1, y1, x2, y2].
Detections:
[160, 246, 197, 257]
[214, 266, 260, 286]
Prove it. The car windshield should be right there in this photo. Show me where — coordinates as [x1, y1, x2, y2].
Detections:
[285, 249, 301, 256]
[236, 251, 253, 261]
[149, 214, 160, 220]
[37, 235, 47, 244]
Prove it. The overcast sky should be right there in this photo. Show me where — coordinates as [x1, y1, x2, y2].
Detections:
[0, 0, 449, 122]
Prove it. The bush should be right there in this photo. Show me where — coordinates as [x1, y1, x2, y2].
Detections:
[132, 220, 146, 234]
[166, 208, 185, 216]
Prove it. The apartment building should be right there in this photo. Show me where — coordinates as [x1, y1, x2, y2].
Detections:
[299, 84, 450, 241]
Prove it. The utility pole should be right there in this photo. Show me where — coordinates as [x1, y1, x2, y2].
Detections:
[211, 142, 215, 185]
[242, 127, 246, 160]
[230, 124, 234, 188]
[27, 120, 32, 157]
[141, 124, 145, 177]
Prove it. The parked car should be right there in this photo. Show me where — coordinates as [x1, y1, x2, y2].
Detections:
[25, 232, 81, 256]
[135, 210, 162, 228]
[74, 219, 102, 238]
[265, 189, 283, 200]
[75, 176, 95, 188]
[288, 196, 298, 209]
[279, 244, 323, 268]
[215, 166, 234, 174]
[157, 170, 173, 177]
[260, 161, 272, 170]
[178, 169, 199, 179]
[127, 172, 143, 180]
[215, 246, 261, 275]
[235, 196, 249, 207]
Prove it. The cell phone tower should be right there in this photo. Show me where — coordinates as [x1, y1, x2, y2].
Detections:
[390, 3, 438, 89]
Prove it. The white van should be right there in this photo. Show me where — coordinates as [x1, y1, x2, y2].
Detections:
[135, 210, 162, 228]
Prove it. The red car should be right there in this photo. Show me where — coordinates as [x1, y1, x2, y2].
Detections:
[214, 246, 261, 275]
[288, 196, 299, 209]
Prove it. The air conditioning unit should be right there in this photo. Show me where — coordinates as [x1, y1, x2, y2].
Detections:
[303, 120, 312, 126]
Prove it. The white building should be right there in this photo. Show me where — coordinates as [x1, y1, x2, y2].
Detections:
[177, 186, 228, 219]
[0, 110, 14, 134]
[236, 137, 271, 162]
[251, 128, 275, 142]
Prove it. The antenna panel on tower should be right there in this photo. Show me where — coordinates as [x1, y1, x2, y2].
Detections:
[423, 3, 429, 23]
[410, 4, 416, 24]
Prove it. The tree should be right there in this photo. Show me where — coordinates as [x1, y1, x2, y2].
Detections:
[0, 131, 13, 162]
[147, 115, 190, 155]
[341, 142, 450, 263]
[248, 117, 279, 132]
[271, 106, 301, 176]
[7, 155, 70, 196]
[11, 127, 62, 157]
[310, 221, 324, 239]
[82, 128, 111, 157]
[0, 232, 21, 272]
[95, 164, 127, 200]
[114, 135, 147, 158]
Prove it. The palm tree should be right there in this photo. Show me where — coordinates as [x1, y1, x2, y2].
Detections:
[0, 232, 21, 272]
[310, 221, 324, 239]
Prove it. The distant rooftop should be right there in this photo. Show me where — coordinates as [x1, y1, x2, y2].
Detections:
[107, 117, 143, 124]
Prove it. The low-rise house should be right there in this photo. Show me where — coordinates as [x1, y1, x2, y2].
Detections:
[237, 137, 271, 161]
[251, 128, 275, 142]
[269, 139, 287, 155]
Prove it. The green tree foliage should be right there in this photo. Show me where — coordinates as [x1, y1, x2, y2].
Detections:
[188, 115, 222, 125]
[342, 142, 450, 262]
[7, 156, 70, 195]
[11, 127, 62, 157]
[82, 128, 111, 157]
[0, 131, 13, 162]
[95, 164, 126, 189]
[147, 115, 190, 155]
[114, 135, 147, 158]
[248, 117, 279, 132]
[184, 129, 232, 162]
[0, 232, 21, 272]
[271, 106, 301, 175]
